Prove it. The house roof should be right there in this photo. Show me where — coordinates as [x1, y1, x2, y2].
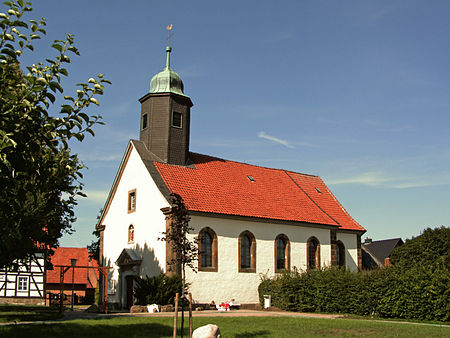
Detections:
[133, 145, 365, 231]
[46, 247, 99, 285]
[97, 140, 365, 232]
[362, 238, 403, 265]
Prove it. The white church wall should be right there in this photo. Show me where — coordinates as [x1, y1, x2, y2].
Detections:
[102, 145, 170, 303]
[185, 215, 335, 304]
[336, 232, 359, 271]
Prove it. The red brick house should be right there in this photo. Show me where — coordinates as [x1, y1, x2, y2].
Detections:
[46, 247, 99, 304]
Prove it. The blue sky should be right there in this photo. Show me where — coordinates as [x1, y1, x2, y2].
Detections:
[16, 0, 449, 247]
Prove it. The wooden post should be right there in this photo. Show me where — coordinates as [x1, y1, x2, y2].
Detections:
[104, 268, 109, 314]
[173, 293, 179, 338]
[59, 266, 64, 314]
[188, 293, 193, 338]
[71, 266, 75, 311]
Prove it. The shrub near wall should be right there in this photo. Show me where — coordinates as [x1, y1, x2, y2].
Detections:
[259, 268, 361, 314]
[258, 266, 449, 322]
[134, 274, 182, 306]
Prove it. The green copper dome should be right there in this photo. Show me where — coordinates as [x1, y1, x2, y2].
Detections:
[150, 46, 187, 97]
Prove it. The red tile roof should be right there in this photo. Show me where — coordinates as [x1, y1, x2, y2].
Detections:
[46, 247, 99, 285]
[154, 153, 364, 231]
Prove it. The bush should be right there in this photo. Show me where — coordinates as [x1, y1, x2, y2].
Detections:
[134, 274, 182, 306]
[390, 226, 450, 271]
[259, 267, 356, 314]
[258, 262, 449, 321]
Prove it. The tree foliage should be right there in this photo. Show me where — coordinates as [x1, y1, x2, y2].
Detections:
[134, 273, 182, 306]
[87, 208, 103, 261]
[390, 226, 449, 271]
[159, 193, 198, 294]
[259, 226, 450, 322]
[0, 0, 110, 268]
[159, 193, 197, 337]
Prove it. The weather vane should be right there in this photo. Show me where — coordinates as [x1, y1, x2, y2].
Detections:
[166, 24, 173, 46]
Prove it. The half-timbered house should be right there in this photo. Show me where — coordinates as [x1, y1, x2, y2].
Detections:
[0, 253, 46, 305]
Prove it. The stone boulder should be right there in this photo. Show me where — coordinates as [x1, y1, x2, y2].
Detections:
[161, 304, 174, 312]
[193, 324, 221, 338]
[130, 305, 148, 313]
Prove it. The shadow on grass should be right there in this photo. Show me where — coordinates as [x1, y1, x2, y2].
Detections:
[1, 322, 173, 338]
[0, 304, 62, 323]
[234, 330, 271, 337]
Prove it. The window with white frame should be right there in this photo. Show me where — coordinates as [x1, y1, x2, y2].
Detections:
[17, 276, 29, 291]
[128, 189, 136, 213]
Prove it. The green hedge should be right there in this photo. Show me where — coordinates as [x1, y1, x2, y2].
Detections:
[258, 266, 449, 322]
[134, 273, 182, 306]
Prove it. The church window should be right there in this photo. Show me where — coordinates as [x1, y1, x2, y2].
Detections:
[142, 113, 148, 130]
[128, 225, 134, 243]
[307, 237, 320, 270]
[337, 240, 345, 268]
[275, 234, 290, 272]
[198, 227, 218, 272]
[238, 231, 256, 273]
[128, 189, 136, 213]
[17, 276, 28, 291]
[171, 111, 182, 128]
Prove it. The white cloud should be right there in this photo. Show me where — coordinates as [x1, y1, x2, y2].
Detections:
[264, 29, 294, 43]
[328, 171, 450, 189]
[328, 171, 394, 186]
[80, 190, 109, 203]
[258, 132, 294, 149]
[82, 153, 122, 162]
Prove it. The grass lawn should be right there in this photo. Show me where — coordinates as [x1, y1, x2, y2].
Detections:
[0, 304, 62, 323]
[0, 315, 449, 337]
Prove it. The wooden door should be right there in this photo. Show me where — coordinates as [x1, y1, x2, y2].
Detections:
[126, 276, 134, 309]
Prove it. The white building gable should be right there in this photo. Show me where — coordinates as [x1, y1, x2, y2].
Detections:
[98, 44, 365, 309]
[101, 142, 170, 304]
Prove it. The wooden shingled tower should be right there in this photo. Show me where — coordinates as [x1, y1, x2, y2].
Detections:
[138, 34, 193, 166]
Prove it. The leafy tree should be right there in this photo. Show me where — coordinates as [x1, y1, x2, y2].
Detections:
[87, 229, 100, 261]
[160, 193, 198, 294]
[159, 193, 197, 337]
[87, 208, 103, 261]
[0, 0, 110, 268]
[390, 226, 449, 271]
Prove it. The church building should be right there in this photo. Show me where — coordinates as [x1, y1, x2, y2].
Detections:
[98, 44, 366, 309]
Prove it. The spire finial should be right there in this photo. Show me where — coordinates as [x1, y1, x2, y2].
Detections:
[166, 24, 173, 46]
[165, 24, 173, 69]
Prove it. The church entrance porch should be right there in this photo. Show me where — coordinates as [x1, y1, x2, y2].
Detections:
[116, 248, 142, 309]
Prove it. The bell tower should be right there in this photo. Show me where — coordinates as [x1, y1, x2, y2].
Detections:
[138, 44, 193, 165]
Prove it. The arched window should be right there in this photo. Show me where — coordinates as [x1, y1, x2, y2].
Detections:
[128, 225, 134, 243]
[337, 240, 345, 268]
[275, 234, 290, 272]
[238, 231, 256, 273]
[202, 232, 213, 266]
[198, 227, 218, 272]
[307, 237, 320, 270]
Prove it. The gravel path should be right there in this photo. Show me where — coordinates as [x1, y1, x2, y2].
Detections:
[0, 309, 341, 326]
[2, 309, 449, 329]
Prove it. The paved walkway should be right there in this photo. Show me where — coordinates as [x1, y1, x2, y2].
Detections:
[0, 309, 342, 326]
[1, 309, 449, 329]
[100, 309, 342, 319]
